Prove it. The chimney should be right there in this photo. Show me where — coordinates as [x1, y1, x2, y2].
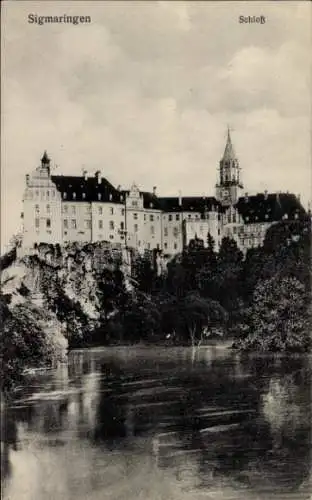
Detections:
[82, 169, 88, 180]
[95, 170, 102, 184]
[178, 190, 182, 206]
[264, 189, 268, 200]
[153, 186, 157, 196]
[244, 192, 249, 202]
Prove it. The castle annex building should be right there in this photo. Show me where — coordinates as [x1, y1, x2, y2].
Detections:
[22, 131, 305, 254]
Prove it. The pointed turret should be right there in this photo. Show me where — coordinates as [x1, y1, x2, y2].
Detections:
[222, 128, 236, 161]
[41, 150, 50, 166]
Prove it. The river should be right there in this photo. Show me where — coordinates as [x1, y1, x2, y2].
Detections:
[1, 346, 311, 500]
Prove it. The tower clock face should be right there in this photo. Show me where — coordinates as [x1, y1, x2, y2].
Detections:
[223, 189, 230, 198]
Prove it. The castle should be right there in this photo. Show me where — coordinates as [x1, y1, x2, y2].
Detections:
[21, 130, 305, 255]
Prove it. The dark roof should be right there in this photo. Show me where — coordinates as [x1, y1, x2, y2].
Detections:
[158, 196, 223, 213]
[235, 193, 305, 223]
[142, 192, 162, 210]
[51, 175, 124, 203]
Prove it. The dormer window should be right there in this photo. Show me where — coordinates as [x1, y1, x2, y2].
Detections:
[120, 195, 124, 202]
[63, 192, 67, 200]
[82, 192, 86, 199]
[150, 203, 153, 208]
[73, 192, 76, 200]
[265, 214, 269, 220]
[109, 194, 113, 201]
[98, 193, 102, 201]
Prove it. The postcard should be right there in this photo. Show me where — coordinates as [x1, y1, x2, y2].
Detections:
[1, 1, 311, 499]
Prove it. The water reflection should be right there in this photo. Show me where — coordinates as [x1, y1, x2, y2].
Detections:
[1, 347, 311, 500]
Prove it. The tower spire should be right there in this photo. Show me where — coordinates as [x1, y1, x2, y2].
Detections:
[222, 126, 236, 161]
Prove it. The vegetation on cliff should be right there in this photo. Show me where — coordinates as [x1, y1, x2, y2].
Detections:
[0, 217, 311, 390]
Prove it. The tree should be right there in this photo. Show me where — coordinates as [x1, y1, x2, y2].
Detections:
[179, 293, 226, 349]
[239, 276, 311, 352]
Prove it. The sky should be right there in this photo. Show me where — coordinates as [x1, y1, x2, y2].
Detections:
[1, 0, 311, 250]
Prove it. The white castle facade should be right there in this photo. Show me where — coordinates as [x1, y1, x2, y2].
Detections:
[21, 131, 305, 255]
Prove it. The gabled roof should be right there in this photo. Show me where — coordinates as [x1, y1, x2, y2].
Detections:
[51, 175, 124, 203]
[235, 192, 305, 224]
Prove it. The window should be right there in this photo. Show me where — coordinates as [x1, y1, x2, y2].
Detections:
[151, 225, 155, 235]
[46, 191, 50, 198]
[72, 206, 76, 215]
[173, 227, 179, 238]
[63, 192, 67, 200]
[99, 207, 103, 215]
[228, 215, 231, 223]
[73, 192, 76, 200]
[120, 222, 124, 230]
[98, 193, 102, 201]
[109, 194, 113, 201]
[85, 220, 91, 229]
[110, 207, 114, 215]
[176, 214, 180, 221]
[164, 227, 168, 237]
[71, 219, 76, 229]
[46, 218, 51, 228]
[64, 219, 68, 229]
[150, 215, 154, 221]
[174, 243, 177, 250]
[188, 214, 191, 219]
[164, 242, 168, 249]
[169, 214, 172, 221]
[233, 214, 236, 223]
[233, 226, 237, 234]
[109, 221, 114, 230]
[35, 204, 39, 212]
[109, 235, 114, 240]
[218, 228, 221, 235]
[133, 213, 138, 220]
[86, 206, 91, 213]
[46, 204, 50, 213]
[132, 201, 138, 207]
[144, 214, 146, 221]
[82, 193, 86, 200]
[35, 191, 39, 198]
[99, 220, 103, 229]
[52, 191, 55, 198]
[63, 205, 68, 214]
[35, 218, 39, 228]
[121, 208, 125, 216]
[134, 224, 138, 232]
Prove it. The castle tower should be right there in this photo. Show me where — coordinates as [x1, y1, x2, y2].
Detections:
[216, 128, 243, 206]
